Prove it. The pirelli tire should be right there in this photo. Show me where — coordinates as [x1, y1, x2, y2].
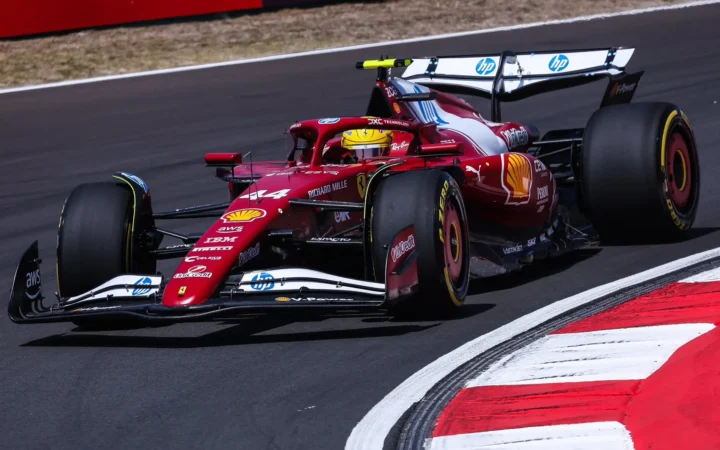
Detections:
[56, 181, 158, 296]
[580, 102, 699, 243]
[371, 169, 470, 317]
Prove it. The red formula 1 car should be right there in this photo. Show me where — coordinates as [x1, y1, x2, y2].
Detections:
[9, 47, 700, 326]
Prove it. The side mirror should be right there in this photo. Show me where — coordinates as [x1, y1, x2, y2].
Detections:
[205, 153, 243, 166]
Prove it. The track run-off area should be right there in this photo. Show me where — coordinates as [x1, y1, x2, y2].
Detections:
[1, 3, 720, 449]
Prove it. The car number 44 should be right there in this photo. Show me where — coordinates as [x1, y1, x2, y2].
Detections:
[239, 189, 290, 200]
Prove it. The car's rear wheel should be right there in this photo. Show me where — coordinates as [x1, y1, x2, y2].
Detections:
[580, 102, 699, 242]
[371, 169, 470, 317]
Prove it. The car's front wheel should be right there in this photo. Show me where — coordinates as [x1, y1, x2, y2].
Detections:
[371, 169, 470, 317]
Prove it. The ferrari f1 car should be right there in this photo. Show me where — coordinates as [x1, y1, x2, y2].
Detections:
[9, 47, 700, 325]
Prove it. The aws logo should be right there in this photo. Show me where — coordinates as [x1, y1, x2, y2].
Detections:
[501, 153, 532, 205]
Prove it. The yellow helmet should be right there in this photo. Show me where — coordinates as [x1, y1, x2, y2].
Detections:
[341, 128, 393, 158]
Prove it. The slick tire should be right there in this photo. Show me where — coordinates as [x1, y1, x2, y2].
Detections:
[371, 169, 470, 318]
[57, 182, 134, 298]
[581, 102, 699, 243]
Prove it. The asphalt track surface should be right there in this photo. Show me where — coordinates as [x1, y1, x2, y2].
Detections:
[1, 5, 719, 449]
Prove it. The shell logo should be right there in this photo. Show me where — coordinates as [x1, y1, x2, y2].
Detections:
[221, 208, 267, 223]
[501, 153, 532, 205]
[275, 297, 290, 302]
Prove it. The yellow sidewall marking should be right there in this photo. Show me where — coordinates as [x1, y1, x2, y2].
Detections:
[676, 149, 688, 191]
[444, 268, 463, 307]
[660, 110, 679, 170]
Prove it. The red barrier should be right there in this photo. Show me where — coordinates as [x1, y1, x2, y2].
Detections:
[1, 0, 264, 38]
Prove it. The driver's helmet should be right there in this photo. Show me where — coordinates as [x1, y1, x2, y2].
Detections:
[341, 128, 393, 159]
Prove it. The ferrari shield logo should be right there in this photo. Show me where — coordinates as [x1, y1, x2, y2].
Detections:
[501, 153, 532, 205]
[357, 173, 367, 199]
[221, 208, 267, 223]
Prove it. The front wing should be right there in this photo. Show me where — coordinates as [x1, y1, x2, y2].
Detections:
[9, 239, 419, 324]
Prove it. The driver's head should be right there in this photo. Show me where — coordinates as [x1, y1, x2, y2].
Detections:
[341, 128, 393, 159]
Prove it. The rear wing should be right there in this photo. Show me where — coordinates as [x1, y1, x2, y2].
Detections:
[392, 47, 643, 121]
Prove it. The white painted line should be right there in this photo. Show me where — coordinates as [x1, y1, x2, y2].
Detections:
[424, 422, 634, 450]
[345, 245, 720, 450]
[679, 266, 720, 282]
[466, 323, 714, 387]
[2, 0, 719, 95]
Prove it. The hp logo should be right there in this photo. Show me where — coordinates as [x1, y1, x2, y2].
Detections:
[132, 277, 152, 296]
[548, 54, 569, 72]
[475, 58, 496, 75]
[250, 273, 275, 291]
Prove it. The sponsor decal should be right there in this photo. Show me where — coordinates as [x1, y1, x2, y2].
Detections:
[239, 189, 290, 200]
[318, 118, 341, 124]
[475, 57, 496, 75]
[500, 127, 529, 149]
[465, 165, 483, 183]
[221, 208, 267, 223]
[501, 153, 532, 205]
[335, 211, 351, 223]
[119, 172, 148, 191]
[173, 265, 213, 279]
[533, 159, 547, 172]
[166, 244, 193, 249]
[391, 234, 415, 262]
[25, 269, 41, 300]
[548, 54, 569, 72]
[265, 171, 338, 176]
[185, 255, 222, 262]
[275, 296, 353, 302]
[308, 179, 348, 198]
[204, 236, 237, 244]
[178, 286, 187, 296]
[611, 82, 637, 97]
[391, 142, 409, 152]
[72, 305, 123, 312]
[191, 246, 233, 252]
[310, 237, 352, 242]
[265, 171, 296, 177]
[357, 173, 367, 199]
[537, 185, 549, 201]
[393, 102, 401, 114]
[368, 118, 383, 126]
[438, 180, 449, 243]
[383, 119, 410, 127]
[250, 272, 275, 291]
[440, 139, 457, 144]
[131, 276, 152, 296]
[217, 226, 244, 234]
[239, 242, 260, 265]
[385, 86, 398, 98]
[502, 244, 523, 254]
[527, 237, 537, 246]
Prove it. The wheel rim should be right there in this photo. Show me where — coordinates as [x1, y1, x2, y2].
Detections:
[666, 130, 694, 212]
[444, 200, 463, 283]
